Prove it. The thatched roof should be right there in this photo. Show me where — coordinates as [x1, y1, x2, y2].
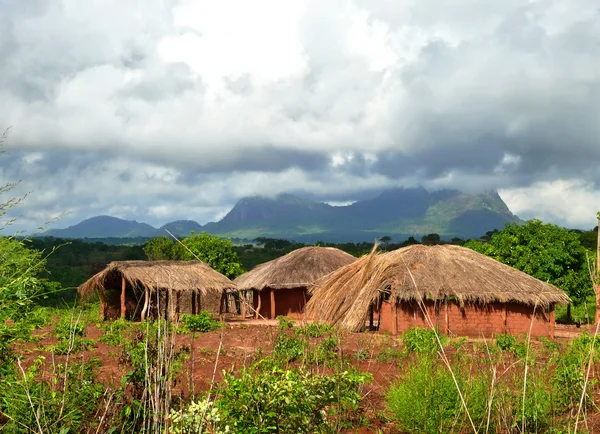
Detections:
[306, 244, 571, 332]
[78, 260, 236, 298]
[234, 246, 357, 291]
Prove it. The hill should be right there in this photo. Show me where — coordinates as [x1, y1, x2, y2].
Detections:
[41, 188, 522, 241]
[43, 216, 157, 238]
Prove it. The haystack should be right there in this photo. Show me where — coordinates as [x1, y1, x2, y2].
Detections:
[234, 246, 357, 319]
[306, 244, 570, 337]
[78, 260, 236, 320]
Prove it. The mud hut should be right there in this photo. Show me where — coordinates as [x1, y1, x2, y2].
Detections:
[306, 244, 570, 338]
[234, 246, 357, 319]
[78, 260, 236, 321]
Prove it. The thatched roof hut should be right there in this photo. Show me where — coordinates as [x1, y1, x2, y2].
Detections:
[79, 260, 236, 320]
[306, 244, 570, 333]
[234, 246, 357, 319]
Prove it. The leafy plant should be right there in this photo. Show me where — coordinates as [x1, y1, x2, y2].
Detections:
[295, 321, 332, 338]
[387, 357, 488, 434]
[402, 327, 446, 355]
[276, 315, 295, 330]
[171, 366, 372, 434]
[179, 311, 222, 333]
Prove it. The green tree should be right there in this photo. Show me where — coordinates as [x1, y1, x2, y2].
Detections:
[143, 236, 184, 260]
[181, 232, 244, 278]
[421, 233, 441, 245]
[465, 220, 592, 311]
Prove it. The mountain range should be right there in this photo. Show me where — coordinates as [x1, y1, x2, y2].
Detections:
[42, 187, 522, 242]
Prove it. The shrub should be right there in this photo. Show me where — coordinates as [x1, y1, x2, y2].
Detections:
[54, 316, 86, 339]
[402, 327, 446, 355]
[295, 322, 332, 338]
[387, 357, 488, 434]
[496, 333, 528, 358]
[171, 366, 372, 434]
[180, 311, 222, 333]
[276, 315, 295, 330]
[0, 356, 105, 433]
[273, 333, 304, 363]
[496, 333, 517, 351]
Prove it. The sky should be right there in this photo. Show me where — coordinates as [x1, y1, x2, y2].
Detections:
[1, 0, 599, 233]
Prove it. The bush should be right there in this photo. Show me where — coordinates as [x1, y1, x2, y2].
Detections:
[54, 316, 87, 339]
[496, 333, 528, 358]
[387, 357, 488, 434]
[273, 333, 304, 363]
[180, 311, 222, 333]
[295, 322, 332, 338]
[276, 315, 295, 330]
[170, 366, 372, 434]
[402, 327, 446, 355]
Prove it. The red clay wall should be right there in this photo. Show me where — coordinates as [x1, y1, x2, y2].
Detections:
[379, 300, 555, 338]
[253, 287, 309, 319]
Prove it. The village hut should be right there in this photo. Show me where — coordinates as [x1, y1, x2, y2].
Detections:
[78, 260, 237, 321]
[234, 246, 357, 319]
[306, 244, 570, 338]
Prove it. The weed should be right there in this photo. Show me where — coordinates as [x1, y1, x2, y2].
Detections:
[402, 327, 446, 355]
[276, 315, 296, 330]
[295, 321, 332, 338]
[179, 311, 222, 333]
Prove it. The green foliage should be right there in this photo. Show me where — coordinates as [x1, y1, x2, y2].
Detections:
[495, 333, 528, 357]
[179, 311, 222, 333]
[171, 366, 371, 434]
[387, 357, 489, 434]
[402, 327, 446, 355]
[295, 321, 332, 337]
[276, 315, 296, 330]
[375, 347, 403, 363]
[0, 237, 52, 321]
[307, 337, 339, 366]
[54, 316, 87, 339]
[0, 356, 105, 433]
[99, 317, 130, 346]
[182, 232, 245, 278]
[143, 235, 182, 260]
[465, 220, 591, 304]
[272, 333, 304, 363]
[496, 333, 517, 351]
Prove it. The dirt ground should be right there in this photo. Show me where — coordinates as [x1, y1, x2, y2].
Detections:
[12, 319, 600, 433]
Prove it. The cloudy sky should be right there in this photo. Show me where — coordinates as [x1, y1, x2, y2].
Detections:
[1, 0, 599, 233]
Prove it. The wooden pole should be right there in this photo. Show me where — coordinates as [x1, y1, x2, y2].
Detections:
[270, 288, 276, 319]
[255, 290, 261, 319]
[120, 276, 126, 319]
[141, 288, 149, 321]
[503, 303, 508, 334]
[99, 290, 105, 320]
[241, 291, 247, 319]
[164, 290, 170, 320]
[176, 291, 181, 322]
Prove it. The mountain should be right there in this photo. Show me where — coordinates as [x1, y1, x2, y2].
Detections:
[43, 216, 157, 238]
[41, 188, 522, 242]
[156, 220, 204, 237]
[204, 188, 522, 241]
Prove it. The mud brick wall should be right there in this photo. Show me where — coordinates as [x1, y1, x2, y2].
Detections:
[379, 299, 555, 338]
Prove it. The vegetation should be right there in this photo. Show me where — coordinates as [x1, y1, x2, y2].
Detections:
[466, 219, 594, 322]
[142, 232, 244, 278]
